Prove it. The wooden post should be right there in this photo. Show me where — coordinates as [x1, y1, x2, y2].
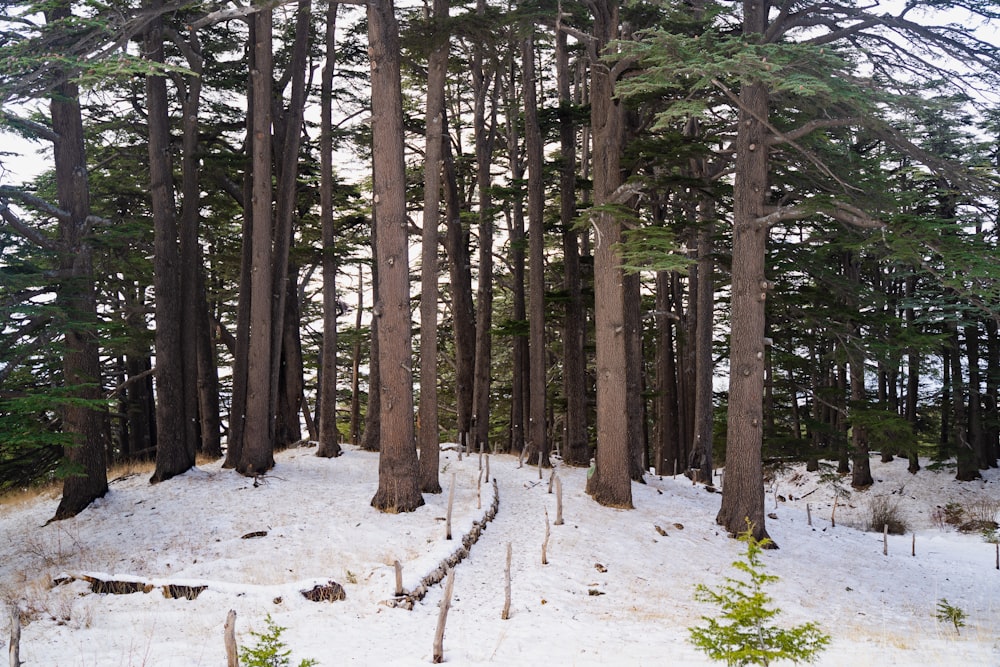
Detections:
[432, 568, 456, 663]
[995, 542, 998, 570]
[9, 605, 20, 667]
[806, 502, 812, 527]
[554, 474, 564, 526]
[477, 469, 482, 510]
[395, 560, 404, 596]
[883, 523, 888, 556]
[538, 451, 543, 479]
[501, 542, 512, 620]
[542, 509, 551, 565]
[446, 472, 456, 540]
[547, 469, 555, 493]
[458, 432, 464, 461]
[485, 454, 490, 481]
[224, 609, 238, 667]
[672, 459, 677, 479]
[911, 533, 916, 557]
[831, 495, 838, 528]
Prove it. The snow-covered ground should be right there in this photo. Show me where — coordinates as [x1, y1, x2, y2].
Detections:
[1, 445, 997, 666]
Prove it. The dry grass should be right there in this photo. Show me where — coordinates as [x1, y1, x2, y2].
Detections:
[865, 495, 908, 535]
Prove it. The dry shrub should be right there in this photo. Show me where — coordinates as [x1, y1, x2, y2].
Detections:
[959, 498, 1000, 533]
[866, 496, 908, 535]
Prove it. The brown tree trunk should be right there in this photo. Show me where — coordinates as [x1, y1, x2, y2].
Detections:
[951, 322, 981, 481]
[505, 64, 528, 457]
[904, 275, 921, 473]
[966, 323, 988, 468]
[442, 113, 476, 446]
[557, 27, 588, 468]
[624, 270, 645, 481]
[418, 0, 448, 493]
[48, 2, 108, 520]
[368, 0, 424, 512]
[471, 0, 498, 456]
[146, 1, 197, 483]
[654, 269, 679, 475]
[716, 0, 771, 543]
[524, 25, 549, 468]
[316, 1, 344, 458]
[690, 214, 715, 482]
[585, 0, 632, 509]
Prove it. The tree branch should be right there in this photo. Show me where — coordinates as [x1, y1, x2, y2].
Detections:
[0, 199, 61, 251]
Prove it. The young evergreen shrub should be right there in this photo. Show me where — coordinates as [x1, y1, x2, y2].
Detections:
[689, 524, 830, 666]
[240, 614, 318, 667]
[935, 599, 967, 635]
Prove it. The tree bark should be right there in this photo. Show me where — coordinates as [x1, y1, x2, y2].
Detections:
[369, 0, 424, 512]
[716, 0, 771, 543]
[523, 25, 549, 468]
[585, 0, 632, 508]
[49, 1, 109, 520]
[317, 0, 344, 459]
[146, 0, 196, 483]
[418, 0, 448, 493]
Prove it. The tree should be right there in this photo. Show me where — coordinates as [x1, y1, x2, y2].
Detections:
[417, 0, 449, 493]
[369, 0, 423, 513]
[582, 0, 633, 508]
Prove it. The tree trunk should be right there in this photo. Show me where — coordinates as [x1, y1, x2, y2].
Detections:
[49, 2, 108, 520]
[316, 0, 343, 458]
[654, 269, 679, 475]
[585, 0, 632, 509]
[557, 27, 588, 468]
[716, 0, 770, 543]
[442, 113, 476, 446]
[146, 0, 196, 483]
[368, 0, 424, 512]
[904, 275, 920, 473]
[239, 9, 277, 475]
[690, 215, 715, 482]
[418, 0, 448, 493]
[524, 25, 549, 468]
[505, 64, 528, 457]
[951, 322, 981, 481]
[624, 270, 645, 481]
[966, 323, 989, 468]
[471, 0, 498, 456]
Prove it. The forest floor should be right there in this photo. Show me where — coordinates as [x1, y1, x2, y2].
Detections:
[0, 444, 998, 666]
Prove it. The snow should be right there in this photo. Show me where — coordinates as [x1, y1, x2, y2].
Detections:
[1, 445, 998, 666]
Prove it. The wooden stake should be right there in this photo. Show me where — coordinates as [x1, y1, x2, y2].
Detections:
[477, 470, 482, 510]
[501, 542, 512, 620]
[394, 560, 404, 596]
[432, 568, 456, 664]
[554, 474, 564, 526]
[485, 454, 490, 481]
[806, 503, 812, 527]
[538, 451, 543, 479]
[831, 495, 838, 528]
[458, 432, 464, 461]
[672, 459, 677, 479]
[224, 609, 238, 667]
[9, 605, 21, 667]
[911, 533, 916, 557]
[446, 472, 456, 540]
[542, 509, 551, 565]
[548, 469, 555, 493]
[883, 523, 888, 556]
[995, 542, 998, 570]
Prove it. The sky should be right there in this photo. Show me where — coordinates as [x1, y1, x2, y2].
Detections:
[1, 446, 997, 666]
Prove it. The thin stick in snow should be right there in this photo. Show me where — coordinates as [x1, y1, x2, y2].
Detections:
[831, 495, 838, 528]
[542, 508, 551, 565]
[883, 523, 888, 556]
[501, 542, 512, 620]
[9, 604, 20, 667]
[806, 502, 812, 527]
[912, 533, 915, 557]
[485, 454, 490, 481]
[224, 609, 237, 667]
[395, 560, 404, 597]
[477, 469, 483, 510]
[554, 474, 564, 526]
[538, 451, 543, 479]
[432, 568, 456, 664]
[548, 469, 555, 494]
[446, 472, 456, 540]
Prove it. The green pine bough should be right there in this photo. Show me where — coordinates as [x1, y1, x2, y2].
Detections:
[689, 524, 830, 666]
[240, 615, 318, 667]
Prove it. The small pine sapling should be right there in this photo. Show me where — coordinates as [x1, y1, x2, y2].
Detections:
[240, 614, 318, 667]
[935, 599, 967, 635]
[689, 523, 830, 666]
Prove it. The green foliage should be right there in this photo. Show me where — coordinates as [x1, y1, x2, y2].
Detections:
[240, 615, 318, 667]
[934, 599, 966, 635]
[689, 525, 830, 666]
